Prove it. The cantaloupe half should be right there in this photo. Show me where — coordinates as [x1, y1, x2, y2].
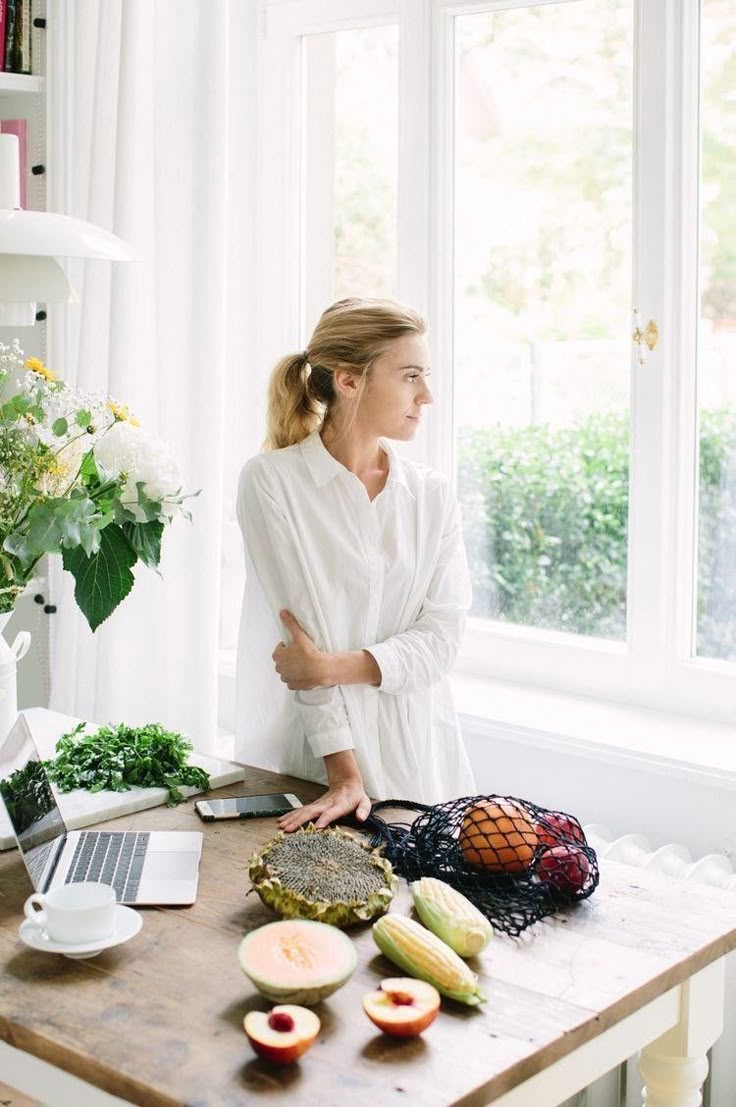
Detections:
[238, 919, 357, 1006]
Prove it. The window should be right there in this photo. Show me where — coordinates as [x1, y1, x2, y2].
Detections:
[302, 23, 399, 330]
[250, 0, 736, 726]
[695, 0, 736, 663]
[454, 2, 633, 640]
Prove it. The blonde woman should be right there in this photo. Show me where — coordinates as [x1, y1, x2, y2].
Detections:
[235, 298, 475, 831]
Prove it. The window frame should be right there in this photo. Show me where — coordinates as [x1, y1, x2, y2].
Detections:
[256, 0, 736, 725]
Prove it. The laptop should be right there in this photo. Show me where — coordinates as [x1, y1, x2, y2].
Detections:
[0, 714, 203, 905]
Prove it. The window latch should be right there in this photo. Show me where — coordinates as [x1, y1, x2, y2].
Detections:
[632, 308, 659, 365]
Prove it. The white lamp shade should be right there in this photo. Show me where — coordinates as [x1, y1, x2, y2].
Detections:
[0, 209, 138, 260]
[0, 255, 77, 302]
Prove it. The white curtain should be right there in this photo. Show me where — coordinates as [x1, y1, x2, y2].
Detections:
[47, 0, 256, 752]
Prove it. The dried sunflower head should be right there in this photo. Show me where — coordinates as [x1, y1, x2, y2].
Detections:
[248, 824, 397, 928]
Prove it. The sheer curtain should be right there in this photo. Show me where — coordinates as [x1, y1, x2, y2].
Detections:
[46, 0, 256, 752]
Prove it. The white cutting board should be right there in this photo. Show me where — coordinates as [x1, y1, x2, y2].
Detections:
[0, 707, 244, 851]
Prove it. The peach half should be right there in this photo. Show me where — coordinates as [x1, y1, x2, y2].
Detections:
[244, 1004, 321, 1063]
[362, 977, 440, 1038]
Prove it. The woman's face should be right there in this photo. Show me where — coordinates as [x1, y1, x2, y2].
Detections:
[356, 333, 433, 441]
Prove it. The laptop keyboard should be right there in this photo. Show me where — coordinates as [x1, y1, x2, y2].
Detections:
[64, 831, 150, 902]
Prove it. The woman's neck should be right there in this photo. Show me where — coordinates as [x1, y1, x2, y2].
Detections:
[320, 421, 387, 480]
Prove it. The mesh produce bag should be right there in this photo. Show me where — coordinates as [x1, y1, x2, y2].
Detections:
[362, 794, 599, 937]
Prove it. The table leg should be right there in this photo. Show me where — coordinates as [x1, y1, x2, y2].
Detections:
[638, 959, 725, 1107]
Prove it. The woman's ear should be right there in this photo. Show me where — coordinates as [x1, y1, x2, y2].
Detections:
[332, 367, 362, 400]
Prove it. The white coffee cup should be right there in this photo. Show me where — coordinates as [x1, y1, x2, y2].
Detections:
[24, 883, 117, 944]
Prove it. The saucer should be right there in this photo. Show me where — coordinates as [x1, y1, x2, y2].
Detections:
[19, 904, 143, 959]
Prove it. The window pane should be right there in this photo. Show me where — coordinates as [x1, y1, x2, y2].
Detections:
[302, 25, 398, 324]
[454, 1, 633, 639]
[695, 1, 736, 662]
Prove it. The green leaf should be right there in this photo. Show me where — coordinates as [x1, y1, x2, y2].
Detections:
[61, 524, 137, 631]
[136, 482, 163, 522]
[1, 394, 32, 421]
[3, 497, 99, 567]
[2, 531, 35, 567]
[80, 450, 100, 484]
[52, 418, 68, 436]
[75, 409, 92, 428]
[114, 500, 138, 524]
[122, 519, 164, 569]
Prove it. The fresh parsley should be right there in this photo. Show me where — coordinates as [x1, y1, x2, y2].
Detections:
[44, 722, 211, 807]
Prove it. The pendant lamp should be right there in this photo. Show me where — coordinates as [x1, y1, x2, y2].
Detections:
[0, 132, 136, 325]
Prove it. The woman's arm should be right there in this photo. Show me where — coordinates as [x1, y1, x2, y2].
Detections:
[277, 749, 371, 833]
[273, 487, 471, 696]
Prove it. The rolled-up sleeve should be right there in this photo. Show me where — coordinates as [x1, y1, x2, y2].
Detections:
[365, 490, 471, 695]
[237, 463, 353, 759]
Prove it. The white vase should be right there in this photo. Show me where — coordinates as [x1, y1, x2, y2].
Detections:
[0, 611, 31, 745]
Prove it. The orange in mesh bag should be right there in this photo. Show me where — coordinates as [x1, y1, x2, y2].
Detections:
[459, 800, 538, 873]
[361, 794, 599, 936]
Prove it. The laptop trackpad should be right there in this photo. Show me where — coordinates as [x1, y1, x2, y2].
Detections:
[143, 852, 200, 881]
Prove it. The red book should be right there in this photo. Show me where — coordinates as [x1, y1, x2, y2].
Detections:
[0, 119, 27, 207]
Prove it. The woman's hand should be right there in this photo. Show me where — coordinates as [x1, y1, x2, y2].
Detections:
[272, 610, 382, 690]
[277, 780, 372, 832]
[277, 750, 372, 832]
[272, 610, 331, 690]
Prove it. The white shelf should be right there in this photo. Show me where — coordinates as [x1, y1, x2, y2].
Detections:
[0, 73, 44, 96]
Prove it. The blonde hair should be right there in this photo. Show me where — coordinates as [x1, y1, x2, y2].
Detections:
[264, 297, 427, 450]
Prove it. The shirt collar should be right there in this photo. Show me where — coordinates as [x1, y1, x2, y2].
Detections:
[300, 431, 415, 499]
[380, 437, 415, 499]
[299, 431, 345, 487]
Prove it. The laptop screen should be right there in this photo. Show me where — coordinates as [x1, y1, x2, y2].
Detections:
[0, 715, 66, 890]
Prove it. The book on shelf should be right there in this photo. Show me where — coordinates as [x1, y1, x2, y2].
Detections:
[4, 0, 31, 74]
[0, 1, 6, 72]
[0, 119, 26, 206]
[3, 0, 15, 73]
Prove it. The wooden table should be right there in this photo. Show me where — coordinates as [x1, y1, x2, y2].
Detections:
[1, 768, 736, 1107]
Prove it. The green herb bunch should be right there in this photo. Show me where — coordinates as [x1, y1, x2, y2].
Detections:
[44, 722, 211, 807]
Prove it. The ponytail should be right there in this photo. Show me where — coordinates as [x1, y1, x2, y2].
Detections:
[263, 353, 325, 450]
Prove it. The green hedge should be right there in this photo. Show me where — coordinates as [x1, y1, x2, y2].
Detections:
[457, 410, 736, 658]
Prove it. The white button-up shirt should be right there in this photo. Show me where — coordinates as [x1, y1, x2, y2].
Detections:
[235, 430, 476, 803]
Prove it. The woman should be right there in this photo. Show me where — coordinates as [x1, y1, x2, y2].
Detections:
[235, 297, 475, 832]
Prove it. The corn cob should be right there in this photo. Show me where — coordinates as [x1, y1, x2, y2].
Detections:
[410, 877, 493, 957]
[372, 913, 485, 1006]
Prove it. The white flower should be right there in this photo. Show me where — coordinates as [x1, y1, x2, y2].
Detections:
[93, 422, 183, 522]
[38, 435, 89, 497]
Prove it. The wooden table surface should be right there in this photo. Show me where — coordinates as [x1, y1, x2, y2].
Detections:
[2, 768, 736, 1107]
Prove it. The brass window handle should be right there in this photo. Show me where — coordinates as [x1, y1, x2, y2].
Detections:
[632, 309, 659, 364]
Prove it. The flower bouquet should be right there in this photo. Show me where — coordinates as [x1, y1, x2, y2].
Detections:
[0, 340, 195, 630]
